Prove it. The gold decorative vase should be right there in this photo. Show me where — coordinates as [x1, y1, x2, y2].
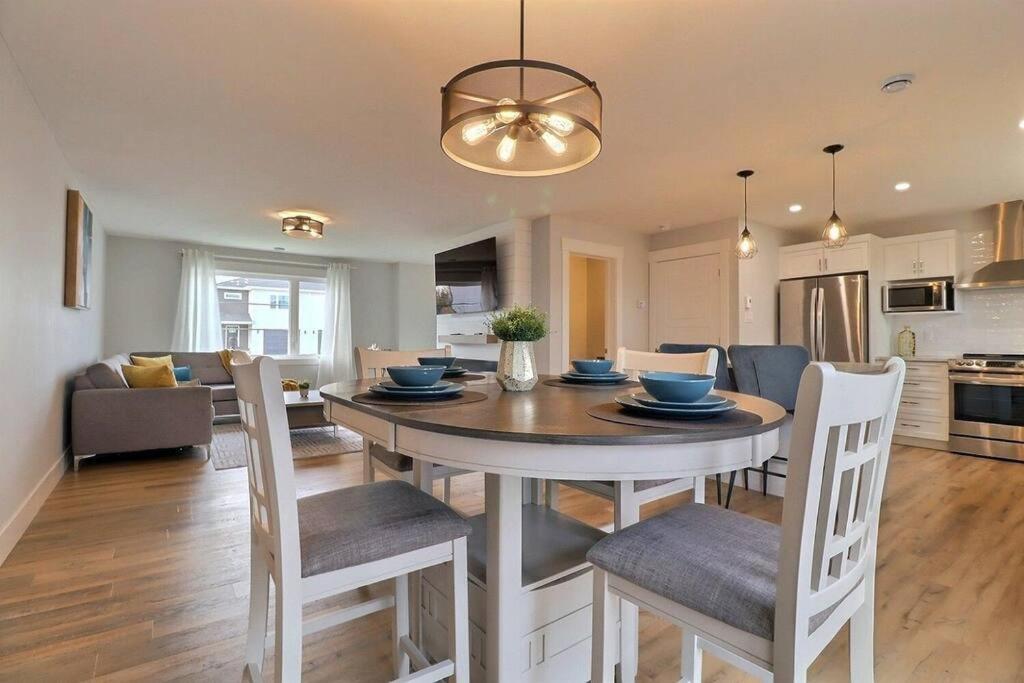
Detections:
[496, 340, 539, 392]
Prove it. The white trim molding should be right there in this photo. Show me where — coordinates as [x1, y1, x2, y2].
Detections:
[0, 449, 67, 565]
[560, 238, 624, 373]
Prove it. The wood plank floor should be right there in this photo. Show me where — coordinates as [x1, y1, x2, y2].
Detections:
[1, 443, 1023, 682]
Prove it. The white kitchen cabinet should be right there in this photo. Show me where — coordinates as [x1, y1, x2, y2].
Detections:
[883, 231, 957, 281]
[779, 236, 872, 279]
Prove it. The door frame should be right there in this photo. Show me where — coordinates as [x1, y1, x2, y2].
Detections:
[560, 238, 623, 373]
[648, 239, 733, 351]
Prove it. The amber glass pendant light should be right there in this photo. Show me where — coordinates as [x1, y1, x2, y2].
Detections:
[821, 144, 849, 248]
[735, 169, 758, 259]
[440, 0, 602, 176]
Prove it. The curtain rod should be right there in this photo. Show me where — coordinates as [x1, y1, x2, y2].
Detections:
[177, 250, 358, 270]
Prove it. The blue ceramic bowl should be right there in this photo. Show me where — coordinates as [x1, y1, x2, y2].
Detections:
[638, 371, 715, 403]
[386, 365, 446, 387]
[418, 356, 457, 369]
[571, 359, 615, 375]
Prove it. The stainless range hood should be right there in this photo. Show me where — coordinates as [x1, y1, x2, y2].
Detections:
[956, 200, 1024, 290]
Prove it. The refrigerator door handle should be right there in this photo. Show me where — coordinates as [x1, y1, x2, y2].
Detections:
[808, 286, 818, 361]
[815, 287, 825, 359]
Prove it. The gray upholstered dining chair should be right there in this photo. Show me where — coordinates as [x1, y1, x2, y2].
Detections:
[589, 358, 906, 682]
[729, 344, 811, 499]
[235, 356, 470, 682]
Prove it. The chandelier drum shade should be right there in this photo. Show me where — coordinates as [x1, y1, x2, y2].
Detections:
[440, 1, 602, 176]
[281, 215, 324, 239]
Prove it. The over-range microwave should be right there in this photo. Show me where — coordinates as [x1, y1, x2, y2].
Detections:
[882, 279, 955, 313]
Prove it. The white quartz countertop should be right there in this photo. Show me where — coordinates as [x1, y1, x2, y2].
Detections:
[873, 355, 951, 363]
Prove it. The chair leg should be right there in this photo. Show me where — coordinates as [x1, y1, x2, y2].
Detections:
[715, 473, 722, 505]
[762, 461, 769, 496]
[393, 574, 410, 678]
[692, 476, 706, 504]
[545, 480, 560, 510]
[361, 439, 374, 483]
[743, 468, 749, 491]
[681, 629, 702, 683]
[244, 542, 271, 680]
[449, 537, 470, 681]
[443, 476, 452, 504]
[274, 577, 303, 682]
[614, 483, 640, 682]
[850, 581, 876, 682]
[725, 470, 737, 509]
[590, 568, 616, 683]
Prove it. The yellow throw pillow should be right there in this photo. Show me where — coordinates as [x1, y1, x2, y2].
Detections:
[122, 363, 177, 388]
[131, 354, 174, 369]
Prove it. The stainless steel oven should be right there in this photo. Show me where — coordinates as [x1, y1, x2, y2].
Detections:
[948, 354, 1024, 462]
[883, 279, 955, 313]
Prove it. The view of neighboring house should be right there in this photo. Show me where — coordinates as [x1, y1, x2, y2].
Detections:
[216, 275, 325, 356]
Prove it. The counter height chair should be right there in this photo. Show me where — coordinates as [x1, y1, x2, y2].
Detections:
[548, 346, 717, 681]
[235, 356, 470, 682]
[729, 345, 811, 499]
[589, 358, 905, 683]
[354, 345, 468, 503]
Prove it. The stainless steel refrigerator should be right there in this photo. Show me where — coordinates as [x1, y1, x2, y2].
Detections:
[779, 273, 868, 362]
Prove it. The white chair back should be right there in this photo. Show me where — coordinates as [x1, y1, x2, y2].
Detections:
[355, 345, 453, 380]
[775, 358, 905, 660]
[232, 356, 301, 580]
[615, 346, 717, 380]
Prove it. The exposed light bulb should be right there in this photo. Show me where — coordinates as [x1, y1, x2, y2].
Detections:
[495, 97, 521, 125]
[539, 129, 567, 155]
[540, 112, 575, 136]
[827, 224, 841, 240]
[462, 118, 498, 145]
[822, 211, 849, 247]
[735, 228, 758, 259]
[496, 128, 518, 163]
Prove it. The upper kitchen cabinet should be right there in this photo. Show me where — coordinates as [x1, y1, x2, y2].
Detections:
[883, 230, 958, 281]
[779, 234, 874, 279]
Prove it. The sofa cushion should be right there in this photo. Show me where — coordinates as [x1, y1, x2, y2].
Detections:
[209, 383, 237, 403]
[85, 362, 127, 389]
[131, 354, 173, 369]
[173, 366, 192, 382]
[132, 352, 233, 385]
[122, 363, 177, 389]
[298, 480, 471, 577]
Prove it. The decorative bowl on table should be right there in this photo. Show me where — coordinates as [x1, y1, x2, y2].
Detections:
[369, 379, 464, 399]
[386, 365, 447, 387]
[571, 358, 615, 375]
[418, 356, 458, 369]
[559, 370, 629, 384]
[638, 372, 715, 403]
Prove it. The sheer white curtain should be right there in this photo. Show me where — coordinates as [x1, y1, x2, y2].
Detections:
[171, 249, 222, 351]
[317, 263, 354, 386]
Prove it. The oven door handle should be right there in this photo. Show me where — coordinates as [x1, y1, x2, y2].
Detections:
[949, 374, 1024, 387]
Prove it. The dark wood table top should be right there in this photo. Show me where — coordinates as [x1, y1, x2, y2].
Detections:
[320, 376, 786, 446]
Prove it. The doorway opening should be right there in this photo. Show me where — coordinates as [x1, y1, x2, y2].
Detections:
[568, 254, 610, 360]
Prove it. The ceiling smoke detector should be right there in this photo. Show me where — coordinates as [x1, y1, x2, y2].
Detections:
[881, 74, 914, 94]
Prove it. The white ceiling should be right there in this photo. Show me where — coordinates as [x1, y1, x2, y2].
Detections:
[1, 0, 1022, 262]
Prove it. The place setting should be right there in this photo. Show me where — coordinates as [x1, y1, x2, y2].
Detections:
[587, 370, 762, 430]
[543, 358, 640, 390]
[352, 364, 488, 407]
[416, 355, 486, 383]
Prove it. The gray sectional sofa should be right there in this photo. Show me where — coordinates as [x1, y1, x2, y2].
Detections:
[71, 351, 237, 470]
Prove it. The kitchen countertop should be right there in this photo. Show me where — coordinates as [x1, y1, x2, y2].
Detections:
[874, 355, 951, 363]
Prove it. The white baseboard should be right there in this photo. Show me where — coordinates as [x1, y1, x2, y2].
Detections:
[0, 448, 67, 566]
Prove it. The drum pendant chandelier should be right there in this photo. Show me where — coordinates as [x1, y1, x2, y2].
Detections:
[440, 0, 602, 177]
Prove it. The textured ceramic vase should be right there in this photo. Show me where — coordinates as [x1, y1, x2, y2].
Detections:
[496, 340, 539, 391]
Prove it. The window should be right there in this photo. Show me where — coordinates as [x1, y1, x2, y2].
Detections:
[216, 272, 326, 357]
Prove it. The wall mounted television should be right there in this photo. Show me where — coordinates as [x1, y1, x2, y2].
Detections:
[435, 237, 499, 314]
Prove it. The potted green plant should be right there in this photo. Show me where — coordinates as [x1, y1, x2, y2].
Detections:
[487, 305, 548, 391]
[298, 381, 310, 399]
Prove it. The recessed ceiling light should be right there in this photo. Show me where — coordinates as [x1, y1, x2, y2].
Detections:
[658, 224, 671, 232]
[894, 181, 911, 192]
[788, 204, 803, 213]
[881, 73, 914, 94]
[1019, 118, 1024, 130]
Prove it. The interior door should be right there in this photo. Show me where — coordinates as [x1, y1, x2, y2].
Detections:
[651, 254, 721, 347]
[779, 278, 818, 359]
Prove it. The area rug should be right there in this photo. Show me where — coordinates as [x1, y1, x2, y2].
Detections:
[210, 423, 363, 470]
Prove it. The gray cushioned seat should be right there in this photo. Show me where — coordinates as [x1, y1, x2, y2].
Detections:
[369, 442, 413, 472]
[298, 480, 471, 578]
[587, 503, 781, 639]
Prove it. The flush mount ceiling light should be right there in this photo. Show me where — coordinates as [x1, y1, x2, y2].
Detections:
[735, 170, 758, 260]
[440, 0, 602, 177]
[788, 204, 803, 213]
[881, 73, 914, 94]
[821, 144, 849, 248]
[281, 215, 325, 239]
[894, 181, 911, 192]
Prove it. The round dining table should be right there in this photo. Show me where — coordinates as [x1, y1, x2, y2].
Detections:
[321, 376, 785, 683]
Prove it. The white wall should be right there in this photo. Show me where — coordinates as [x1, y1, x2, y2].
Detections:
[736, 220, 789, 345]
[395, 262, 437, 350]
[531, 215, 650, 374]
[104, 235, 418, 382]
[0, 37, 106, 562]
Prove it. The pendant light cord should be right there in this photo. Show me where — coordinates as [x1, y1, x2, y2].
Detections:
[518, 0, 525, 99]
[831, 152, 837, 213]
[743, 176, 748, 228]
